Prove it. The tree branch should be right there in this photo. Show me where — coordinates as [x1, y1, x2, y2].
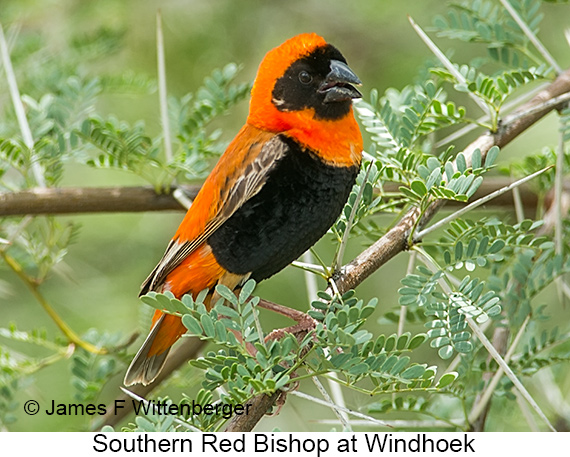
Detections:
[224, 392, 281, 432]
[335, 68, 570, 294]
[0, 185, 200, 216]
[0, 179, 543, 216]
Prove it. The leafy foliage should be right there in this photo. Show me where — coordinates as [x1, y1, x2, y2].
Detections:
[399, 264, 502, 360]
[1, 0, 570, 433]
[70, 330, 124, 403]
[80, 63, 251, 190]
[431, 65, 546, 129]
[357, 80, 467, 154]
[137, 283, 454, 430]
[433, 0, 547, 69]
[0, 324, 69, 428]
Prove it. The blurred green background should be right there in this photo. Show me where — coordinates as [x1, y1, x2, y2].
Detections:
[1, 0, 569, 432]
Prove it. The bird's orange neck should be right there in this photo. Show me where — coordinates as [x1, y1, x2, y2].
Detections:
[247, 106, 362, 167]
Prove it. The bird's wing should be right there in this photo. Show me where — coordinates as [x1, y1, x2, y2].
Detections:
[139, 126, 288, 295]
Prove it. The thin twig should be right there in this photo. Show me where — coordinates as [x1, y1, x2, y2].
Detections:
[119, 387, 199, 431]
[0, 185, 198, 216]
[498, 0, 562, 74]
[435, 123, 481, 150]
[408, 15, 491, 116]
[511, 172, 525, 224]
[289, 390, 390, 427]
[0, 180, 544, 216]
[1, 252, 105, 354]
[311, 376, 351, 431]
[559, 280, 570, 302]
[468, 316, 530, 425]
[555, 122, 565, 256]
[333, 162, 373, 272]
[515, 391, 540, 432]
[536, 368, 570, 420]
[301, 251, 319, 303]
[172, 188, 193, 210]
[292, 260, 327, 276]
[302, 251, 351, 427]
[414, 166, 552, 240]
[156, 11, 173, 163]
[467, 316, 556, 432]
[0, 215, 32, 247]
[0, 23, 45, 187]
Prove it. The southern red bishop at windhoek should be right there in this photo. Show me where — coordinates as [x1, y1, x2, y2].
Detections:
[125, 32, 364, 386]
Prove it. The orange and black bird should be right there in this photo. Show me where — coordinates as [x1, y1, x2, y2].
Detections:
[124, 33, 363, 386]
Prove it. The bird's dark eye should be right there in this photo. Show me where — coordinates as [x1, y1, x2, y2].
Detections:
[298, 71, 313, 85]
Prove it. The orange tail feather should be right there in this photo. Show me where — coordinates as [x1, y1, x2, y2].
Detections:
[124, 311, 187, 386]
[125, 244, 228, 385]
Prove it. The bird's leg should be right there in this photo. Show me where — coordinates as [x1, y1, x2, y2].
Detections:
[257, 298, 311, 322]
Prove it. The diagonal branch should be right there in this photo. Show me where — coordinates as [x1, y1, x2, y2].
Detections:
[335, 68, 570, 294]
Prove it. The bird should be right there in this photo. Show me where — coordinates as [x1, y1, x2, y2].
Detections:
[124, 32, 363, 386]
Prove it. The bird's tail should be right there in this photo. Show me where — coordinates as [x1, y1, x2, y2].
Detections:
[123, 311, 187, 386]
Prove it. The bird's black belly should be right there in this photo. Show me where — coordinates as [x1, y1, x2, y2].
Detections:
[208, 137, 359, 281]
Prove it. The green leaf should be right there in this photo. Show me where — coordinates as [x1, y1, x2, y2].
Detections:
[472, 148, 482, 169]
[200, 315, 216, 338]
[399, 294, 419, 306]
[436, 372, 458, 388]
[215, 304, 240, 320]
[239, 279, 256, 303]
[401, 364, 426, 380]
[456, 153, 467, 172]
[411, 179, 428, 197]
[182, 315, 202, 335]
[384, 334, 397, 352]
[488, 239, 505, 254]
[438, 345, 454, 359]
[426, 168, 442, 190]
[454, 340, 473, 353]
[455, 241, 464, 261]
[390, 356, 410, 375]
[381, 355, 399, 372]
[349, 363, 370, 375]
[396, 332, 411, 350]
[485, 146, 499, 167]
[215, 284, 238, 305]
[330, 352, 353, 368]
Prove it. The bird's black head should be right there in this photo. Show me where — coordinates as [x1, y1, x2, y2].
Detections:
[271, 44, 362, 121]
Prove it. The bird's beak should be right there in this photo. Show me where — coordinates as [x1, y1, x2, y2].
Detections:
[319, 59, 362, 103]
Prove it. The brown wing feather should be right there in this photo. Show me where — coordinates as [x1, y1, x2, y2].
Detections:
[139, 134, 288, 296]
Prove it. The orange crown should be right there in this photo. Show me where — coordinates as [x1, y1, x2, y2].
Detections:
[247, 33, 327, 132]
